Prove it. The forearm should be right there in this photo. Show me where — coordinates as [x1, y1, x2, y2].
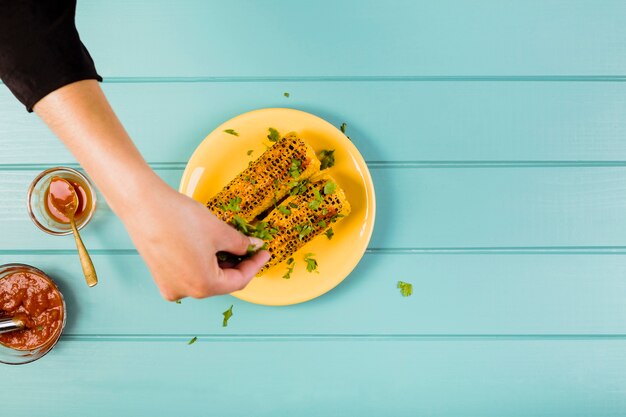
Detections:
[32, 79, 268, 299]
[33, 80, 165, 219]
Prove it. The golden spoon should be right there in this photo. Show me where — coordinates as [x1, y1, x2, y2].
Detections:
[50, 177, 98, 287]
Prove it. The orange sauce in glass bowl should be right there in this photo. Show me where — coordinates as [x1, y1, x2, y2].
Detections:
[45, 176, 90, 223]
[0, 270, 65, 351]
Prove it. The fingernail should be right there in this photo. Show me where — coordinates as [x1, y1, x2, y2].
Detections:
[249, 237, 264, 249]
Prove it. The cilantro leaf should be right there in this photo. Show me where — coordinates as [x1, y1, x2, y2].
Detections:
[308, 188, 323, 210]
[277, 205, 291, 216]
[188, 336, 198, 345]
[323, 181, 337, 195]
[36, 325, 44, 331]
[329, 213, 345, 223]
[283, 92, 290, 97]
[267, 127, 280, 143]
[231, 216, 278, 240]
[247, 149, 254, 156]
[246, 244, 258, 256]
[339, 123, 351, 140]
[221, 196, 242, 212]
[283, 259, 295, 279]
[324, 228, 334, 240]
[289, 159, 303, 178]
[224, 129, 239, 136]
[289, 180, 309, 196]
[319, 149, 335, 170]
[397, 281, 413, 297]
[288, 202, 299, 209]
[294, 222, 314, 240]
[303, 253, 318, 273]
[222, 305, 234, 327]
[175, 299, 182, 304]
[231, 215, 250, 234]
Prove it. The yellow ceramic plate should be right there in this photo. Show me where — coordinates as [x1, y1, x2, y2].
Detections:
[180, 108, 376, 306]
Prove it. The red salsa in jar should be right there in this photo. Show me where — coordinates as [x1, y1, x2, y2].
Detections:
[0, 270, 65, 351]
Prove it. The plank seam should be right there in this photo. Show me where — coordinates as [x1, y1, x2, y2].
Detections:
[4, 247, 626, 255]
[60, 334, 626, 342]
[4, 76, 626, 86]
[3, 161, 626, 171]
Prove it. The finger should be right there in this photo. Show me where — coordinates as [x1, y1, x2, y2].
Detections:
[217, 222, 265, 256]
[212, 250, 271, 295]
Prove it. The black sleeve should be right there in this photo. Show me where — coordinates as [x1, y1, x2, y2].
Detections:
[0, 0, 102, 112]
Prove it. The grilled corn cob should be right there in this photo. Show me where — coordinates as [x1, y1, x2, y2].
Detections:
[207, 132, 320, 222]
[255, 173, 351, 272]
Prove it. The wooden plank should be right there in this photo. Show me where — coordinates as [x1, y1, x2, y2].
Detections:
[1, 253, 625, 335]
[73, 0, 626, 77]
[3, 339, 626, 416]
[2, 167, 626, 250]
[3, 81, 626, 163]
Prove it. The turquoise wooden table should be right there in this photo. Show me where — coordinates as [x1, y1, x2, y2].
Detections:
[3, 0, 626, 415]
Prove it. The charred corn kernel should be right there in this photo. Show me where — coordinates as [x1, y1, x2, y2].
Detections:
[258, 173, 351, 272]
[207, 132, 320, 222]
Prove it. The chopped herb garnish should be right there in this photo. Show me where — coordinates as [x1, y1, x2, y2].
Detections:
[221, 196, 242, 212]
[317, 220, 327, 228]
[237, 220, 278, 241]
[294, 222, 314, 240]
[222, 305, 234, 327]
[283, 260, 295, 279]
[224, 129, 239, 136]
[36, 325, 44, 331]
[175, 300, 182, 304]
[289, 180, 309, 196]
[304, 253, 318, 273]
[188, 336, 198, 345]
[277, 205, 291, 216]
[323, 181, 337, 195]
[247, 149, 254, 156]
[339, 122, 351, 140]
[283, 92, 290, 97]
[288, 202, 299, 209]
[289, 159, 303, 178]
[329, 213, 345, 223]
[397, 281, 413, 297]
[231, 215, 250, 234]
[246, 244, 258, 256]
[308, 188, 323, 210]
[324, 228, 334, 240]
[319, 149, 335, 170]
[267, 127, 280, 143]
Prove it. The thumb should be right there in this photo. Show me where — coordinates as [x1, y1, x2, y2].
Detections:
[212, 251, 271, 295]
[218, 222, 265, 256]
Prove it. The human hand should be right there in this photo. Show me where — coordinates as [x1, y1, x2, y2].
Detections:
[122, 180, 270, 301]
[33, 81, 269, 300]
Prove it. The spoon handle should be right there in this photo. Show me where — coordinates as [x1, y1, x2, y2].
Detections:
[0, 317, 25, 334]
[69, 217, 98, 287]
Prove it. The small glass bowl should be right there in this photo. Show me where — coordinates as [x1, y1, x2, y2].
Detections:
[27, 167, 97, 235]
[0, 264, 67, 365]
